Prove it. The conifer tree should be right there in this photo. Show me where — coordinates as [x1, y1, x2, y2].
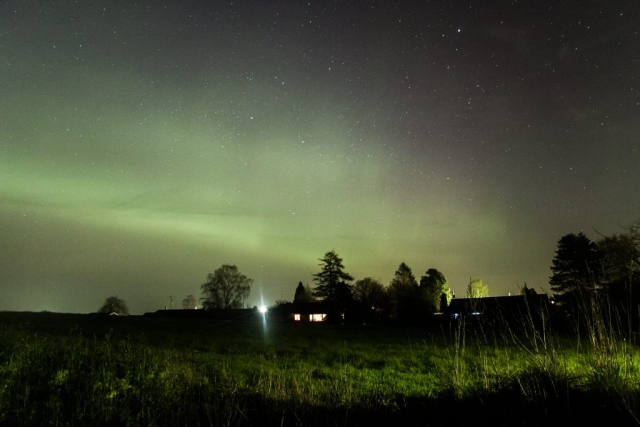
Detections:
[312, 250, 353, 305]
[549, 232, 601, 306]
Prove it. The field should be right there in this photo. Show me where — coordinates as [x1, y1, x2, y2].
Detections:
[0, 311, 639, 426]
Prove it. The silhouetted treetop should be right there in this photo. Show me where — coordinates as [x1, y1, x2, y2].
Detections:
[201, 264, 252, 309]
[98, 296, 129, 315]
[312, 250, 353, 306]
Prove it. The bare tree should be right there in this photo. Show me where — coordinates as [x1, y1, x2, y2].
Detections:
[182, 294, 196, 309]
[98, 296, 129, 315]
[352, 277, 386, 309]
[201, 264, 252, 309]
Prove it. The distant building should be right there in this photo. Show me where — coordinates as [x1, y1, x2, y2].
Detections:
[271, 302, 331, 322]
[143, 308, 259, 320]
[445, 294, 551, 330]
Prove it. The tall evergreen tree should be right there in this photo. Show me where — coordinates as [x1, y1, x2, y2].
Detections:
[294, 282, 305, 302]
[390, 262, 418, 288]
[293, 282, 315, 303]
[312, 250, 354, 305]
[388, 262, 422, 322]
[549, 232, 601, 306]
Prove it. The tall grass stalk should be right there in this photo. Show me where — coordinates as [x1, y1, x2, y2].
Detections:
[1, 308, 639, 426]
[443, 315, 467, 397]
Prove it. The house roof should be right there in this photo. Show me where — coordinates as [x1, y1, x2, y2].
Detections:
[273, 301, 330, 315]
[446, 294, 550, 315]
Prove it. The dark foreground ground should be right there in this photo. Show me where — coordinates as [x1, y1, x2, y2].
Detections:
[0, 311, 638, 426]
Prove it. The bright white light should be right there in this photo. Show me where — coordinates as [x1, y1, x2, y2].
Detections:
[259, 305, 267, 314]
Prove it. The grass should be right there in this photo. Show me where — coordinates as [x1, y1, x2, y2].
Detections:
[0, 311, 639, 426]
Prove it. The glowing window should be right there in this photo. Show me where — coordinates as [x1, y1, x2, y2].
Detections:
[310, 314, 326, 322]
[294, 314, 301, 321]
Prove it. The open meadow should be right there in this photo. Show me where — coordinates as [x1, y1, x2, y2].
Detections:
[0, 311, 639, 426]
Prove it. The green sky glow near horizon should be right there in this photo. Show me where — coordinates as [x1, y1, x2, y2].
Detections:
[1, 1, 639, 313]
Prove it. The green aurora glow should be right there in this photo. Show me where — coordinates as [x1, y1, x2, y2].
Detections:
[1, 1, 638, 313]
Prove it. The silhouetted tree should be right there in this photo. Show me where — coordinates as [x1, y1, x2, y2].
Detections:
[312, 250, 353, 305]
[293, 282, 315, 303]
[201, 264, 252, 309]
[388, 262, 422, 322]
[549, 232, 601, 307]
[182, 294, 196, 309]
[467, 278, 489, 298]
[629, 219, 640, 256]
[439, 293, 449, 312]
[390, 262, 418, 288]
[598, 233, 638, 288]
[520, 283, 538, 296]
[98, 296, 129, 315]
[352, 277, 386, 309]
[294, 282, 305, 302]
[420, 268, 451, 313]
[351, 277, 390, 322]
[597, 232, 640, 329]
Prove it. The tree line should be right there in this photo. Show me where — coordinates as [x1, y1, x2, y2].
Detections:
[284, 251, 486, 323]
[96, 254, 487, 319]
[97, 218, 638, 323]
[549, 219, 640, 329]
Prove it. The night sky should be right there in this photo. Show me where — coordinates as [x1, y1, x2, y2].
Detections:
[2, 1, 639, 314]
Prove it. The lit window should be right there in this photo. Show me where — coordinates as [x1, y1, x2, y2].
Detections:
[294, 314, 300, 321]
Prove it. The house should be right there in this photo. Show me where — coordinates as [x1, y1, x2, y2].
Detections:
[272, 302, 331, 322]
[445, 294, 551, 329]
[143, 308, 259, 320]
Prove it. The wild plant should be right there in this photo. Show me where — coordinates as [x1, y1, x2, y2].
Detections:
[443, 314, 467, 397]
